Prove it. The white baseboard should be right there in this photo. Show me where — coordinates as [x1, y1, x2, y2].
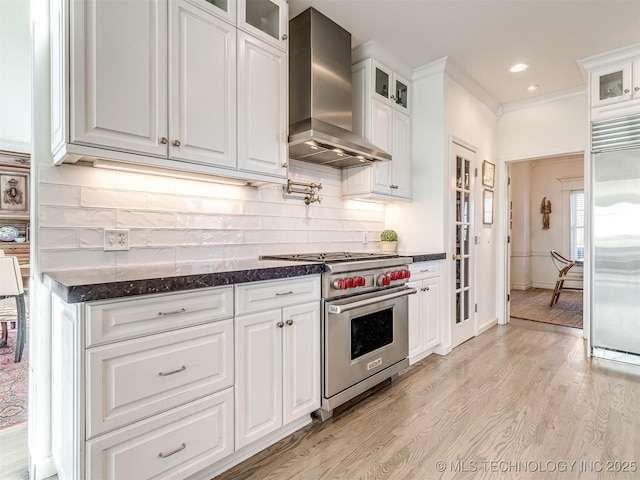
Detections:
[32, 455, 57, 480]
[478, 318, 497, 335]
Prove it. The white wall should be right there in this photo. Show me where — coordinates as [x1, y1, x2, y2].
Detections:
[37, 161, 386, 271]
[0, 0, 31, 153]
[497, 90, 587, 162]
[509, 161, 532, 290]
[444, 74, 499, 334]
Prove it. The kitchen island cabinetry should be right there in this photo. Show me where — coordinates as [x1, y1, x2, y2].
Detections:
[343, 57, 411, 201]
[50, 0, 287, 184]
[234, 276, 321, 449]
[407, 261, 442, 364]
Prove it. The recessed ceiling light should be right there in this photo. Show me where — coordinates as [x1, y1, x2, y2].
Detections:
[528, 84, 539, 91]
[510, 63, 528, 73]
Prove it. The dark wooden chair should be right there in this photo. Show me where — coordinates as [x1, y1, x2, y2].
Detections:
[549, 250, 583, 307]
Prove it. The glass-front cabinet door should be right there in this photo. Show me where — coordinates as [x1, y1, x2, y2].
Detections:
[372, 60, 411, 114]
[591, 61, 633, 107]
[194, 0, 236, 24]
[238, 0, 288, 51]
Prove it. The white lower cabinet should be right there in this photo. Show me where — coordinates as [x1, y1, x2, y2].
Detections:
[407, 261, 442, 364]
[235, 277, 321, 449]
[51, 277, 321, 480]
[86, 389, 234, 480]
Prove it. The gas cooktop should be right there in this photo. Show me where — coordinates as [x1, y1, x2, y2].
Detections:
[260, 252, 400, 263]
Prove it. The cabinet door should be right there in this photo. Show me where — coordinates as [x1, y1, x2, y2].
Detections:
[372, 60, 392, 105]
[423, 277, 441, 350]
[237, 31, 287, 178]
[407, 279, 424, 362]
[235, 309, 283, 449]
[370, 99, 393, 194]
[393, 72, 411, 114]
[237, 0, 288, 51]
[282, 302, 320, 424]
[590, 62, 633, 107]
[189, 0, 237, 24]
[170, 0, 236, 168]
[71, 0, 168, 156]
[392, 111, 412, 199]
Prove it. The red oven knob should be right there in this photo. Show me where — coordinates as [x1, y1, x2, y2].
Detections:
[405, 269, 411, 279]
[357, 276, 366, 287]
[333, 278, 348, 290]
[348, 277, 358, 288]
[376, 274, 388, 287]
[383, 276, 391, 286]
[390, 271, 399, 281]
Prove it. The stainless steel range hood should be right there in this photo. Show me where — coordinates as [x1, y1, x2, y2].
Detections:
[288, 8, 391, 168]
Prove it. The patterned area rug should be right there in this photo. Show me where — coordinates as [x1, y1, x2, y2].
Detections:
[0, 296, 28, 430]
[510, 288, 583, 329]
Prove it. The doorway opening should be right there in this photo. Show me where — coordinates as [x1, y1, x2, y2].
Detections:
[506, 154, 585, 330]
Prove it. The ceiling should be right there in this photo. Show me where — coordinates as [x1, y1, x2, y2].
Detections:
[288, 0, 640, 106]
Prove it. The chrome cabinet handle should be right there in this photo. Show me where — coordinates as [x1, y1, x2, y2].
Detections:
[420, 269, 433, 273]
[158, 365, 186, 376]
[158, 308, 186, 316]
[277, 321, 285, 328]
[420, 287, 430, 292]
[275, 291, 293, 296]
[173, 140, 181, 146]
[453, 254, 462, 260]
[286, 319, 293, 326]
[159, 443, 186, 458]
[160, 137, 168, 144]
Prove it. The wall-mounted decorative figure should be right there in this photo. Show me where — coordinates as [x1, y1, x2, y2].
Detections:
[541, 196, 552, 229]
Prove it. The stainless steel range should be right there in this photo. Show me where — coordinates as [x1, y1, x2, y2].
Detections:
[262, 252, 416, 420]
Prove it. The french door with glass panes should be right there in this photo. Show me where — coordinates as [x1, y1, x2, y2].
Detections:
[452, 143, 476, 348]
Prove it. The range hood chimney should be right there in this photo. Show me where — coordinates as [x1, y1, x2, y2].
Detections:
[288, 8, 391, 168]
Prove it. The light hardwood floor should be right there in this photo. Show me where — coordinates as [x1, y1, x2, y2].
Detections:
[215, 320, 640, 480]
[0, 423, 28, 479]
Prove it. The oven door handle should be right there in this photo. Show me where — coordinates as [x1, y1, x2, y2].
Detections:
[326, 288, 417, 314]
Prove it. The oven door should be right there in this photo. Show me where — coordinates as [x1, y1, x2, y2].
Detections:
[323, 287, 416, 398]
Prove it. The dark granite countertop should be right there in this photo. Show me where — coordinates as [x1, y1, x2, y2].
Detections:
[399, 252, 446, 263]
[43, 259, 325, 304]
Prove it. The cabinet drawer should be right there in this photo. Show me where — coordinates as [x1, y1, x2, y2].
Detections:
[409, 261, 441, 280]
[86, 321, 233, 438]
[235, 276, 320, 315]
[86, 286, 233, 346]
[86, 388, 233, 480]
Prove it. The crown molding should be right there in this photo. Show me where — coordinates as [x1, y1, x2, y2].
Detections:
[498, 86, 587, 115]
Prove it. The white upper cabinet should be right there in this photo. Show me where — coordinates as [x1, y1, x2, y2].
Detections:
[51, 0, 287, 184]
[69, 0, 169, 157]
[237, 30, 288, 177]
[169, 0, 236, 168]
[237, 0, 288, 51]
[342, 57, 412, 202]
[371, 59, 411, 115]
[581, 46, 640, 121]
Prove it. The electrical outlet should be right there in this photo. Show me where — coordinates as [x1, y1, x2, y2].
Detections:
[363, 231, 369, 244]
[104, 229, 130, 251]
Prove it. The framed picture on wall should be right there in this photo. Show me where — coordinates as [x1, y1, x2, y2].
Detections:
[483, 189, 494, 225]
[0, 172, 29, 218]
[482, 160, 495, 188]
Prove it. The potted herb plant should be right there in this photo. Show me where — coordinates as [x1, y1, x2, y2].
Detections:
[380, 229, 398, 253]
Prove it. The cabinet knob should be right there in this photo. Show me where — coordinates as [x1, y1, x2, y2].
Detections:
[277, 321, 285, 328]
[635, 87, 639, 92]
[624, 89, 630, 94]
[281, 33, 288, 40]
[286, 319, 293, 326]
[160, 137, 168, 144]
[173, 140, 181, 147]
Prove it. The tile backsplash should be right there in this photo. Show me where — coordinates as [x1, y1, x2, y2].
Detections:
[38, 160, 386, 271]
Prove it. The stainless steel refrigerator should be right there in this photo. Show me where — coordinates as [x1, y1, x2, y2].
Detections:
[592, 146, 640, 360]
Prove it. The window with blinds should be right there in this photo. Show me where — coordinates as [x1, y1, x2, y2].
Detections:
[571, 190, 585, 261]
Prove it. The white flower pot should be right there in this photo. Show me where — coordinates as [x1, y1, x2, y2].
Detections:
[381, 241, 397, 253]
